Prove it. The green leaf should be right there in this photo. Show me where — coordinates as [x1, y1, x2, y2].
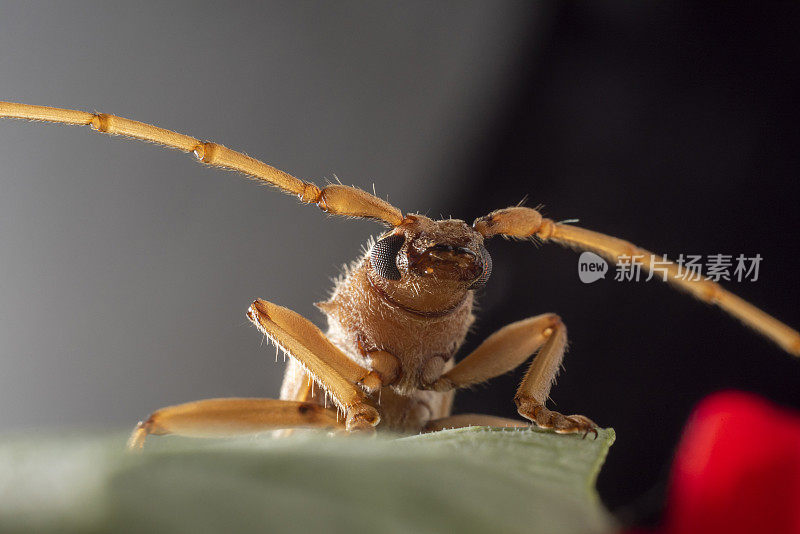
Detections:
[0, 427, 615, 534]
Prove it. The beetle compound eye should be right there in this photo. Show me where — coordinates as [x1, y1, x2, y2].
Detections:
[370, 234, 404, 280]
[469, 246, 493, 290]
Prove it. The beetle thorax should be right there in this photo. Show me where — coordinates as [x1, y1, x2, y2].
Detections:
[318, 251, 476, 396]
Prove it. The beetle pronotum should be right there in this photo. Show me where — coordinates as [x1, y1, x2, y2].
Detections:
[1, 101, 798, 448]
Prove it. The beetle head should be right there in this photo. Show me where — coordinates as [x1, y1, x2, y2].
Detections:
[367, 215, 491, 314]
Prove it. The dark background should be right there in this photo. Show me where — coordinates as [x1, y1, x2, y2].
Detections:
[450, 2, 800, 522]
[1, 1, 798, 526]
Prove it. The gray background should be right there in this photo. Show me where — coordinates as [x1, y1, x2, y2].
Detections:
[0, 2, 537, 430]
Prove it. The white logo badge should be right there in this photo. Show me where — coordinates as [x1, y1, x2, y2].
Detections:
[578, 251, 608, 283]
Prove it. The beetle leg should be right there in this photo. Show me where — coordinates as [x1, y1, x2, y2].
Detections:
[247, 298, 381, 431]
[513, 318, 598, 438]
[427, 313, 598, 437]
[127, 398, 344, 450]
[429, 313, 561, 391]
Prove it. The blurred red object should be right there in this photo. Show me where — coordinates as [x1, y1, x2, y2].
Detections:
[647, 391, 800, 534]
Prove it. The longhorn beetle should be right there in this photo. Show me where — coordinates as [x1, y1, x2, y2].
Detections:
[1, 101, 798, 449]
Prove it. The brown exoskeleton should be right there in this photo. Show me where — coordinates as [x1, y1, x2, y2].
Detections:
[2, 102, 798, 448]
